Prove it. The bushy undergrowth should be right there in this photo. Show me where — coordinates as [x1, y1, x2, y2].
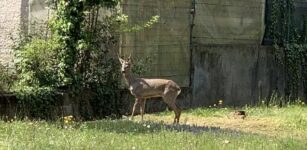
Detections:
[0, 64, 15, 92]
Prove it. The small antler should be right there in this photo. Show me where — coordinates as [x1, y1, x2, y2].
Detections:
[127, 54, 132, 63]
[117, 51, 124, 64]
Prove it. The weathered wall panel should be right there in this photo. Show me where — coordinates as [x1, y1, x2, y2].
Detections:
[192, 45, 284, 106]
[193, 0, 266, 44]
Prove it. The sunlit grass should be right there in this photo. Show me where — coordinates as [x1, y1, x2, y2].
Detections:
[0, 119, 306, 150]
[140, 103, 307, 140]
[0, 101, 307, 150]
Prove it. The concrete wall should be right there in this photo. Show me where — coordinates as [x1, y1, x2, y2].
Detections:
[120, 0, 191, 87]
[192, 45, 284, 106]
[0, 0, 26, 67]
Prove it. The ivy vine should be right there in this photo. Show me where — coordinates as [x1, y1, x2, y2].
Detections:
[268, 0, 307, 99]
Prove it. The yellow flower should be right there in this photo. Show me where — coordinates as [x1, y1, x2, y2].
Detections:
[64, 115, 73, 121]
[64, 120, 69, 124]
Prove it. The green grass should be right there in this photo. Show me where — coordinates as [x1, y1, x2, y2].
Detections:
[0, 105, 307, 150]
[184, 105, 307, 131]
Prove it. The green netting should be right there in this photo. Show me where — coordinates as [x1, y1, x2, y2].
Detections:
[120, 0, 191, 87]
[193, 0, 266, 45]
[28, 0, 270, 87]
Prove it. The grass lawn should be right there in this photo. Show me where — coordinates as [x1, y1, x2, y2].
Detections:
[0, 105, 307, 150]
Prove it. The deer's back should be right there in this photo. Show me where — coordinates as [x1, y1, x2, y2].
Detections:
[129, 78, 180, 98]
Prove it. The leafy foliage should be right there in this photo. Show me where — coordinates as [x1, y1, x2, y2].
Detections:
[0, 65, 15, 93]
[268, 0, 307, 99]
[14, 38, 59, 88]
[12, 0, 121, 119]
[13, 38, 61, 119]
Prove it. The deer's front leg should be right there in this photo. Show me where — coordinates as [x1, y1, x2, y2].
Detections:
[140, 99, 146, 122]
[130, 98, 141, 120]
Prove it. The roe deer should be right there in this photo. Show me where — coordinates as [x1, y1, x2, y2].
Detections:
[119, 55, 181, 124]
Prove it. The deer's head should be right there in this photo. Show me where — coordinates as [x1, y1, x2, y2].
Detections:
[118, 55, 132, 74]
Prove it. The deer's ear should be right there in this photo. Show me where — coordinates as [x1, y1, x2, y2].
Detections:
[118, 57, 125, 64]
[116, 52, 124, 64]
[127, 54, 132, 63]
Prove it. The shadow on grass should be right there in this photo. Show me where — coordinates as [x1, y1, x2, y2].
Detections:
[83, 119, 248, 136]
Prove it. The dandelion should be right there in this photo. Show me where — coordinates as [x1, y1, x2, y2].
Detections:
[67, 115, 73, 121]
[302, 102, 305, 105]
[147, 125, 151, 128]
[209, 105, 212, 108]
[213, 104, 216, 107]
[261, 100, 265, 104]
[63, 115, 74, 129]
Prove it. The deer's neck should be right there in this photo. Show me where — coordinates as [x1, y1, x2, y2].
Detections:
[123, 71, 136, 87]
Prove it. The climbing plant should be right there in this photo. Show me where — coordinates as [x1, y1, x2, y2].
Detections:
[13, 0, 121, 119]
[268, 0, 307, 99]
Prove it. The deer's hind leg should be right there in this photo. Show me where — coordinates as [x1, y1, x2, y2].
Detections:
[163, 92, 181, 124]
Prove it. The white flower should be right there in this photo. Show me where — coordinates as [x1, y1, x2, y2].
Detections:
[223, 140, 230, 144]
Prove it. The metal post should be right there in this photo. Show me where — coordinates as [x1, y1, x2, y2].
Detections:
[189, 0, 196, 107]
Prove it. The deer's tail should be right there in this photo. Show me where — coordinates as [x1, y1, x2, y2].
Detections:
[172, 81, 181, 95]
[167, 80, 181, 96]
[177, 87, 181, 96]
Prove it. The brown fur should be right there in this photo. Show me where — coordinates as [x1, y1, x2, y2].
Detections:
[119, 57, 181, 124]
